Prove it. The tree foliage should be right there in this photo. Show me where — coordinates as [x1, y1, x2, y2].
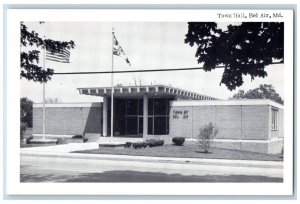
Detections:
[185, 22, 284, 90]
[20, 22, 75, 83]
[20, 97, 33, 128]
[231, 84, 284, 104]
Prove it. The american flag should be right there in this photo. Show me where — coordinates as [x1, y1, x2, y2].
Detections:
[113, 33, 131, 66]
[46, 49, 70, 63]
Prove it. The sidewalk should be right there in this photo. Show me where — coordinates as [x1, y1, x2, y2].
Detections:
[21, 142, 98, 153]
[21, 142, 283, 169]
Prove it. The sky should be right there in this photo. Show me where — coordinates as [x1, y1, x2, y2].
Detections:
[20, 22, 284, 103]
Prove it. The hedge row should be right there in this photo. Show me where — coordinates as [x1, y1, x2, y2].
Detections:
[124, 139, 164, 149]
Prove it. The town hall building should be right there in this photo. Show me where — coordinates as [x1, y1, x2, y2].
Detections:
[33, 85, 284, 154]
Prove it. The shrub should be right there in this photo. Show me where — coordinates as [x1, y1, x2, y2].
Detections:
[124, 142, 132, 148]
[83, 138, 88, 143]
[133, 142, 144, 149]
[172, 137, 185, 146]
[56, 138, 68, 145]
[25, 137, 31, 144]
[141, 142, 148, 148]
[197, 122, 218, 153]
[135, 142, 147, 148]
[148, 139, 157, 147]
[20, 122, 27, 140]
[72, 134, 83, 139]
[132, 143, 137, 149]
[21, 137, 31, 144]
[131, 140, 164, 149]
[157, 140, 164, 146]
[132, 142, 139, 149]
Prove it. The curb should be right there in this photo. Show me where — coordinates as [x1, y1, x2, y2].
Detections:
[21, 150, 283, 169]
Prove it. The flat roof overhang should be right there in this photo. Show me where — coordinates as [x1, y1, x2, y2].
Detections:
[171, 99, 284, 109]
[77, 85, 217, 100]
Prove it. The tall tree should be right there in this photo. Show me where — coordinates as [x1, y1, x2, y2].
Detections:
[231, 84, 284, 104]
[20, 22, 75, 83]
[20, 97, 33, 128]
[185, 22, 284, 90]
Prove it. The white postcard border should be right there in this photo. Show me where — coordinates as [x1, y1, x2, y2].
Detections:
[5, 9, 294, 195]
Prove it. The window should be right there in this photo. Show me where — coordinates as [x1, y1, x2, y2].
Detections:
[271, 108, 278, 130]
[154, 98, 168, 115]
[147, 98, 171, 135]
[112, 98, 173, 136]
[126, 116, 138, 135]
[126, 99, 138, 115]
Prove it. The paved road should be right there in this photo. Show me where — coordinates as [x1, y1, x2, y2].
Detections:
[20, 154, 283, 182]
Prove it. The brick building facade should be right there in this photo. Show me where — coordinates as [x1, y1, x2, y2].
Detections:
[33, 85, 284, 154]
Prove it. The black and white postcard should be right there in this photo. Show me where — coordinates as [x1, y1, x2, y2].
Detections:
[4, 7, 294, 196]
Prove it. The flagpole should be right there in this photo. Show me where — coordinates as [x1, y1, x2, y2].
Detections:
[110, 28, 114, 138]
[42, 36, 46, 141]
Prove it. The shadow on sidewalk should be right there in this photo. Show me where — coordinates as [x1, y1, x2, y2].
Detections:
[21, 170, 283, 183]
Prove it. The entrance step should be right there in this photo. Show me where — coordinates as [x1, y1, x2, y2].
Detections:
[29, 138, 57, 144]
[32, 134, 74, 140]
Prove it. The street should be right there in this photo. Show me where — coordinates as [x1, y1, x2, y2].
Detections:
[20, 154, 283, 182]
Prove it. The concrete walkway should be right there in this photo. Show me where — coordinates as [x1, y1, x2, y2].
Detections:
[21, 142, 99, 153]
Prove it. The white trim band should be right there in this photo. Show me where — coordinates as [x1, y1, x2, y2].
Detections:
[33, 103, 102, 108]
[171, 99, 284, 109]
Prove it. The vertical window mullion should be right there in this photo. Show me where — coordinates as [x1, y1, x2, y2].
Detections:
[272, 109, 274, 130]
[271, 108, 279, 130]
[272, 110, 275, 130]
[274, 110, 276, 130]
[276, 110, 278, 130]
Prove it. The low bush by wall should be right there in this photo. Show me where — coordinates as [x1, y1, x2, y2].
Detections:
[172, 137, 185, 146]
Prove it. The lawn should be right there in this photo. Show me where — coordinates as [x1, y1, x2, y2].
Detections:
[73, 144, 283, 161]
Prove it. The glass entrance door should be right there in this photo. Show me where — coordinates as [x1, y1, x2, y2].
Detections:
[125, 116, 143, 137]
[126, 116, 138, 135]
[138, 116, 143, 136]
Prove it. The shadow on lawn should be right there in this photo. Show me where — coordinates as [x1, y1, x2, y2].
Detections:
[195, 151, 213, 154]
[21, 170, 283, 183]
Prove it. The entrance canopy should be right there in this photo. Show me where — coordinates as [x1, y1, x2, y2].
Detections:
[77, 85, 216, 100]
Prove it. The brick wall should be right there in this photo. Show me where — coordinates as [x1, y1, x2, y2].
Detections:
[33, 103, 102, 135]
[169, 101, 284, 154]
[170, 104, 269, 140]
[169, 107, 193, 138]
[215, 105, 242, 139]
[241, 105, 269, 140]
[279, 109, 284, 138]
